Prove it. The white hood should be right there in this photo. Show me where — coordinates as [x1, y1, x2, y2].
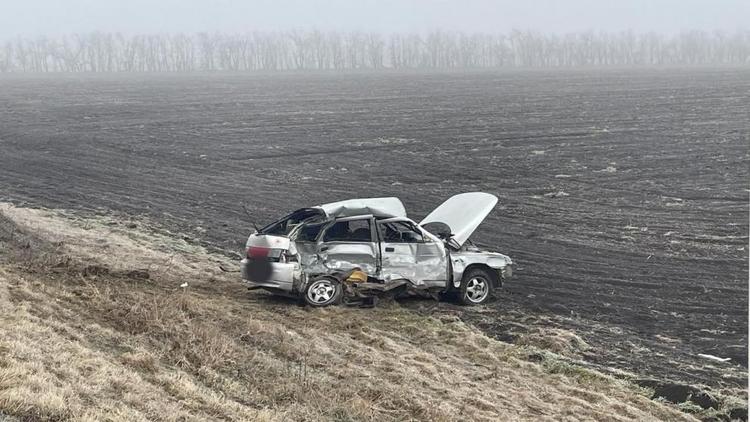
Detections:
[419, 192, 498, 246]
[317, 197, 406, 219]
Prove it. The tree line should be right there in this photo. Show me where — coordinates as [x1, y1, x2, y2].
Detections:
[1, 30, 748, 73]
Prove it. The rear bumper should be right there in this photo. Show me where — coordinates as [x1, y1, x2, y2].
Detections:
[240, 258, 297, 292]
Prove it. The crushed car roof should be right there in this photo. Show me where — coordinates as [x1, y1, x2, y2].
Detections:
[317, 197, 406, 219]
[313, 193, 498, 247]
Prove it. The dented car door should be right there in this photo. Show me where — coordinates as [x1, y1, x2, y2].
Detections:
[316, 215, 379, 274]
[377, 218, 448, 286]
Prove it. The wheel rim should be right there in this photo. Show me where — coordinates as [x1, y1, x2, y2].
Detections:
[465, 276, 489, 303]
[307, 279, 336, 304]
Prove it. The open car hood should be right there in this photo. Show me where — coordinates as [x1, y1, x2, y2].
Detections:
[419, 192, 498, 247]
[317, 197, 406, 219]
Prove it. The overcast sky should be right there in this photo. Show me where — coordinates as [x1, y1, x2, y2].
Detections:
[1, 0, 747, 38]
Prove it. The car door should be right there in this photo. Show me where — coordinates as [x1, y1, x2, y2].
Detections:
[316, 215, 379, 274]
[377, 219, 448, 286]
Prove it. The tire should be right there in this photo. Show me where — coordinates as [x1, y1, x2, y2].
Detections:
[458, 267, 494, 305]
[304, 277, 343, 307]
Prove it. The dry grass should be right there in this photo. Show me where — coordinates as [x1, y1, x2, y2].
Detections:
[0, 203, 697, 421]
[516, 327, 590, 357]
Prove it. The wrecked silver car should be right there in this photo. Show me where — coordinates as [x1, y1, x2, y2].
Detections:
[241, 193, 513, 306]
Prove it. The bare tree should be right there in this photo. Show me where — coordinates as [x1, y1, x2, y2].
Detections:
[1, 30, 747, 73]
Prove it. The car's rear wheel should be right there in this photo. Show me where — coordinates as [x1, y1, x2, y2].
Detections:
[304, 277, 343, 307]
[458, 268, 493, 305]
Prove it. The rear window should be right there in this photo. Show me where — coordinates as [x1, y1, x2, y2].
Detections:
[260, 208, 322, 236]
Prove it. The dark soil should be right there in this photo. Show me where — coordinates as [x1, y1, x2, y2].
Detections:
[0, 68, 747, 390]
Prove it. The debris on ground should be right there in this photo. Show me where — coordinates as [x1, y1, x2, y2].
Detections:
[697, 353, 732, 363]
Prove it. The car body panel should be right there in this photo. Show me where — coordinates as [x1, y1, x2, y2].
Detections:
[241, 193, 513, 298]
[318, 197, 406, 219]
[420, 192, 498, 247]
[294, 241, 320, 266]
[450, 249, 513, 288]
[315, 242, 380, 274]
[245, 233, 291, 250]
[377, 217, 449, 284]
[241, 258, 297, 291]
[312, 214, 380, 274]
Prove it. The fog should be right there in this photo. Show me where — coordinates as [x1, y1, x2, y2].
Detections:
[1, 0, 748, 38]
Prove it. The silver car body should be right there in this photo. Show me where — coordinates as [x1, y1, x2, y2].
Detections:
[241, 193, 513, 295]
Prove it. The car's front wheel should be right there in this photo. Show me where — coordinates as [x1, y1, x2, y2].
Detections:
[304, 277, 343, 307]
[458, 268, 494, 305]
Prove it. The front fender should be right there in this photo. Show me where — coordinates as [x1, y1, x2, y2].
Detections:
[450, 252, 512, 289]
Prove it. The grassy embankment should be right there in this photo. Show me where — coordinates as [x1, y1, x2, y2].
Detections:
[0, 203, 701, 421]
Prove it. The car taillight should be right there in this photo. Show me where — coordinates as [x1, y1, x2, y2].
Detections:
[247, 246, 270, 258]
[247, 247, 288, 261]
